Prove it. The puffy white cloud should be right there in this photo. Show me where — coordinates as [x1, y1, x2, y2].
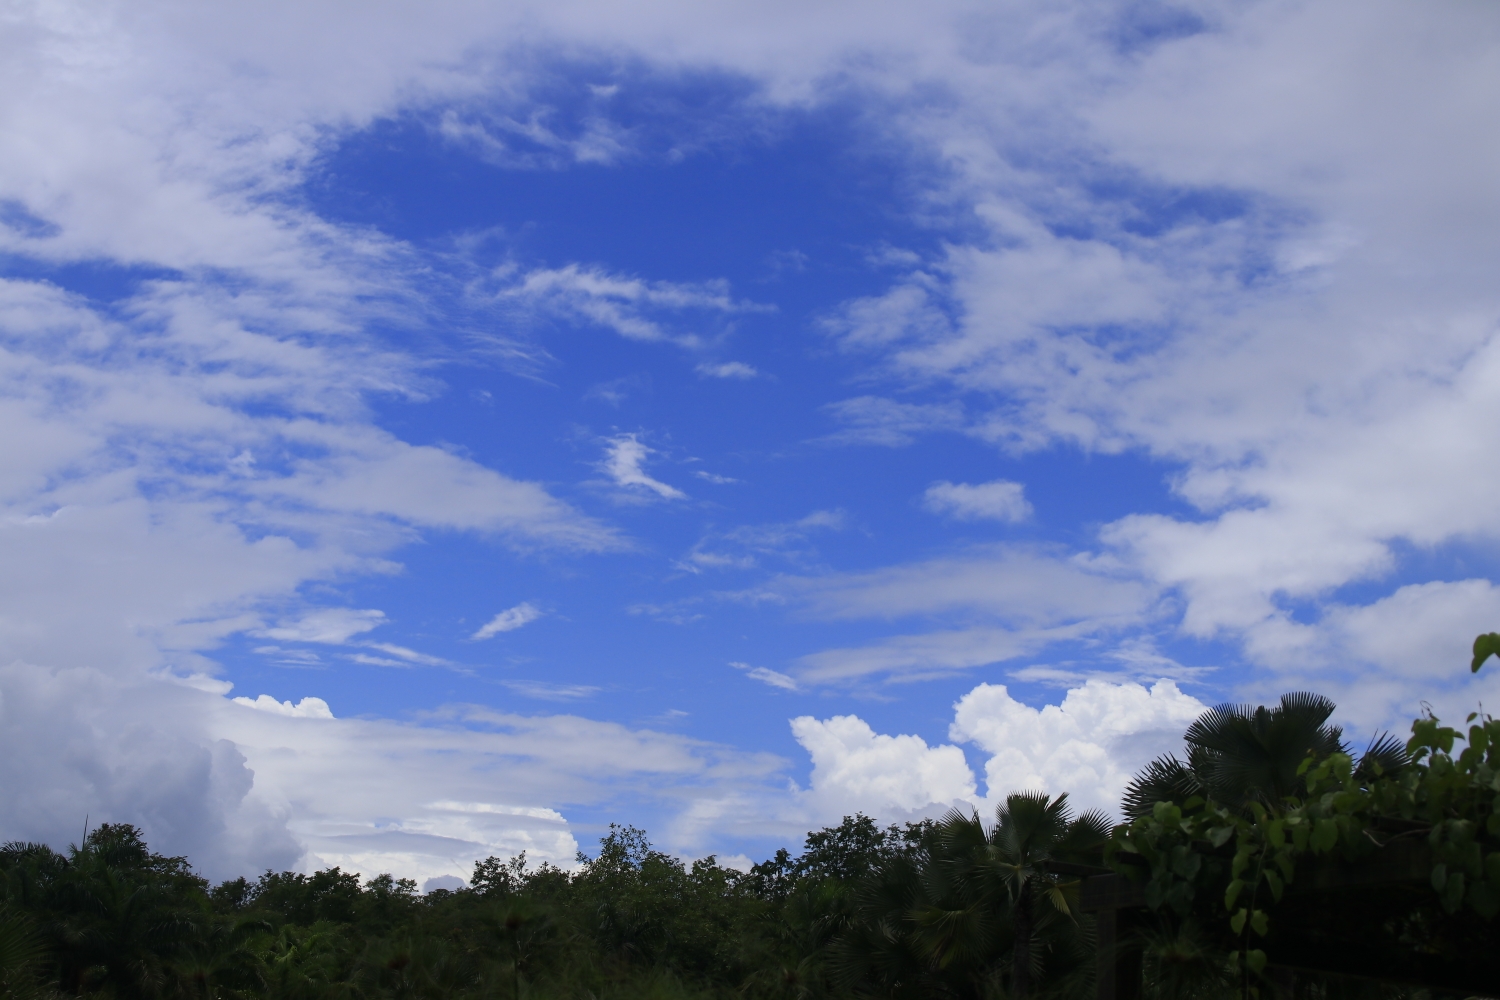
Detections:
[787, 677, 1206, 823]
[790, 715, 976, 818]
[923, 480, 1031, 523]
[233, 694, 336, 718]
[951, 679, 1207, 816]
[0, 662, 302, 882]
[474, 602, 544, 640]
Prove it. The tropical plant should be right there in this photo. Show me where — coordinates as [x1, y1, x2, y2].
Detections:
[1122, 692, 1408, 818]
[1114, 656, 1500, 997]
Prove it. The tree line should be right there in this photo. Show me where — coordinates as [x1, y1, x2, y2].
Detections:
[3, 661, 1499, 1000]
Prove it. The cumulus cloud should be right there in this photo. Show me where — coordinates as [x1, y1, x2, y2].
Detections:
[923, 480, 1031, 522]
[790, 715, 976, 817]
[0, 663, 302, 882]
[473, 602, 544, 640]
[212, 698, 788, 882]
[232, 694, 336, 718]
[950, 680, 1207, 815]
[601, 434, 686, 500]
[786, 677, 1208, 825]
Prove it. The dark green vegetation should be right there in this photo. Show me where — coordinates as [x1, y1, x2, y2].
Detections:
[4, 639, 1500, 1000]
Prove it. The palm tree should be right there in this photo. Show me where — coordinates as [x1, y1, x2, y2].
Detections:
[1123, 692, 1409, 818]
[0, 906, 58, 1000]
[935, 792, 1111, 1000]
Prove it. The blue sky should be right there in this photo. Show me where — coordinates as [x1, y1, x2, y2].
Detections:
[3, 0, 1500, 884]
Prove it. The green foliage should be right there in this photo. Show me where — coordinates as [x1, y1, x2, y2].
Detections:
[1471, 631, 1500, 673]
[1113, 660, 1500, 996]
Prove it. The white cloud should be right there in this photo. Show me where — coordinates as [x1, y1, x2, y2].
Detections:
[423, 874, 468, 893]
[950, 679, 1207, 816]
[697, 361, 759, 379]
[232, 694, 336, 719]
[786, 677, 1208, 826]
[923, 480, 1031, 522]
[790, 715, 976, 817]
[795, 0, 1500, 719]
[500, 680, 601, 700]
[0, 662, 302, 882]
[793, 545, 1149, 622]
[213, 697, 788, 882]
[679, 509, 846, 573]
[361, 643, 451, 667]
[499, 264, 766, 348]
[817, 396, 966, 447]
[767, 545, 1155, 683]
[601, 433, 686, 500]
[730, 661, 799, 691]
[257, 609, 387, 645]
[474, 602, 544, 639]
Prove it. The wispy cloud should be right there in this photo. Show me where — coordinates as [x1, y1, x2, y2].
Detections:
[500, 680, 602, 701]
[730, 661, 798, 691]
[816, 396, 966, 447]
[364, 642, 451, 667]
[678, 509, 846, 573]
[255, 609, 387, 645]
[696, 361, 758, 379]
[498, 264, 768, 348]
[601, 434, 686, 500]
[473, 602, 544, 640]
[923, 480, 1032, 522]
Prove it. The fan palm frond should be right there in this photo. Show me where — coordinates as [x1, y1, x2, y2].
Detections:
[1122, 755, 1201, 819]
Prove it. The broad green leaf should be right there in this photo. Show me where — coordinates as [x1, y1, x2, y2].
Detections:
[1473, 632, 1500, 673]
[1264, 870, 1283, 901]
[1225, 879, 1245, 910]
[1250, 910, 1268, 936]
[1230, 908, 1247, 935]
